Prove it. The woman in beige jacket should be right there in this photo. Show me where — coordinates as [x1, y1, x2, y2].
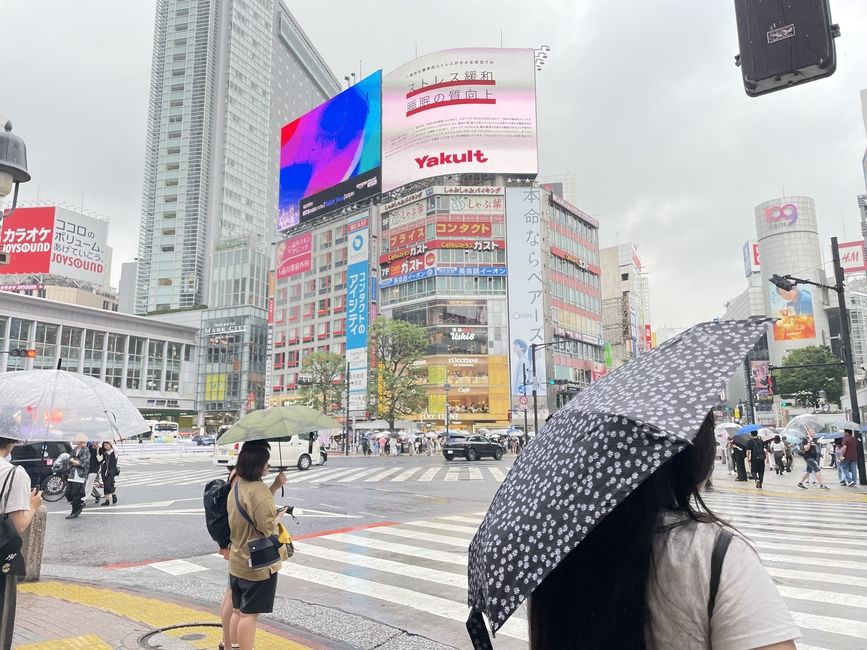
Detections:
[227, 444, 289, 650]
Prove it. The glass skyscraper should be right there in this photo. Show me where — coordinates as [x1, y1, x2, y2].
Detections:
[135, 0, 340, 314]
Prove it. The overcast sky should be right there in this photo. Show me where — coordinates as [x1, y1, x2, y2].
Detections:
[2, 1, 866, 329]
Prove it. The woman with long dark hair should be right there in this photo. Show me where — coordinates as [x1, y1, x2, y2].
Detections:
[528, 413, 798, 649]
[97, 441, 118, 506]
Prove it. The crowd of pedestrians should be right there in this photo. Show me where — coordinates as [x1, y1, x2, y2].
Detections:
[723, 425, 860, 490]
[64, 436, 121, 519]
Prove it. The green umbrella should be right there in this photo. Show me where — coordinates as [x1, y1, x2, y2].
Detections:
[218, 406, 341, 445]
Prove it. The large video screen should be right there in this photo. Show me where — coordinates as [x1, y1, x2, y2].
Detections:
[381, 48, 538, 193]
[278, 70, 382, 231]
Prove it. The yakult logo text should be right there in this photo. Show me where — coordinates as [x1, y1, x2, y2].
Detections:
[764, 203, 799, 225]
[415, 150, 488, 169]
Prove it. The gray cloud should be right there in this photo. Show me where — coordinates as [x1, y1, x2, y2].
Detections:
[3, 0, 866, 328]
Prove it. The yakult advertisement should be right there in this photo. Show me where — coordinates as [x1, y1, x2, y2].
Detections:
[0, 206, 110, 286]
[381, 48, 538, 192]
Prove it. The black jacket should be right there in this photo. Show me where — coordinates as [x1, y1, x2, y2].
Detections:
[88, 445, 101, 473]
[99, 450, 118, 477]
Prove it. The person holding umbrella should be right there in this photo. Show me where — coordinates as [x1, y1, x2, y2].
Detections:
[466, 319, 800, 649]
[64, 434, 90, 519]
[745, 430, 767, 489]
[797, 430, 830, 491]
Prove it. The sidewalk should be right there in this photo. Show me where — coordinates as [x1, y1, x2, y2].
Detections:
[709, 459, 867, 503]
[12, 580, 334, 650]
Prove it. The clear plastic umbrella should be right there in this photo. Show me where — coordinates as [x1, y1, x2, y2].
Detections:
[0, 369, 150, 441]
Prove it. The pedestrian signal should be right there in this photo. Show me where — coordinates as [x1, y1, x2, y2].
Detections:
[8, 349, 37, 358]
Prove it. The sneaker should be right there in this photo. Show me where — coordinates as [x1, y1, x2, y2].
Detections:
[840, 481, 847, 485]
[797, 482, 807, 489]
[819, 485, 831, 490]
[847, 481, 856, 487]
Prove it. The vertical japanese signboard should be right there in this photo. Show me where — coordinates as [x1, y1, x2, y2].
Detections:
[506, 187, 546, 404]
[346, 215, 370, 412]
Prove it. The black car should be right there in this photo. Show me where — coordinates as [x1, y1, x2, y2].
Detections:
[11, 440, 74, 487]
[192, 434, 216, 446]
[443, 435, 504, 462]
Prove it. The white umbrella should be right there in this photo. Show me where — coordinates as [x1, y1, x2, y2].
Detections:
[0, 370, 150, 441]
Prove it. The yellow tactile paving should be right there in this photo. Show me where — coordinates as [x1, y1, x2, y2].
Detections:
[16, 634, 113, 649]
[18, 582, 311, 650]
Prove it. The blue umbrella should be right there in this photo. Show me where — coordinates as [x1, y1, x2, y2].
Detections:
[737, 423, 762, 435]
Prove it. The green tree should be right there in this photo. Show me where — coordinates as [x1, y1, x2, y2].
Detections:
[300, 351, 345, 414]
[369, 316, 428, 430]
[775, 345, 845, 407]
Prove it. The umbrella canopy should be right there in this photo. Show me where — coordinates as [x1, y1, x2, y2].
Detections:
[786, 414, 823, 437]
[714, 422, 740, 439]
[760, 428, 779, 441]
[0, 369, 149, 441]
[817, 431, 844, 441]
[825, 420, 860, 433]
[779, 427, 807, 441]
[217, 406, 340, 445]
[466, 319, 770, 644]
[737, 423, 762, 435]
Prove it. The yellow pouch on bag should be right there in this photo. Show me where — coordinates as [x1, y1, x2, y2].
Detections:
[277, 522, 291, 545]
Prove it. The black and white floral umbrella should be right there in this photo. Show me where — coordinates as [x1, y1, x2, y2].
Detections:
[466, 319, 771, 647]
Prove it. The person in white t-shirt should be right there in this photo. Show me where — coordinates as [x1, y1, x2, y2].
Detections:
[770, 435, 787, 476]
[0, 435, 44, 649]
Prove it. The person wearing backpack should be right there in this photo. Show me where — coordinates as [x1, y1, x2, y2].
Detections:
[745, 430, 767, 489]
[1, 435, 44, 650]
[797, 432, 830, 490]
[204, 440, 286, 650]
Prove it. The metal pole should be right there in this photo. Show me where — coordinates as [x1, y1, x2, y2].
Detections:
[344, 361, 350, 456]
[531, 343, 539, 438]
[744, 356, 756, 424]
[832, 237, 866, 484]
[522, 364, 530, 448]
[444, 382, 450, 434]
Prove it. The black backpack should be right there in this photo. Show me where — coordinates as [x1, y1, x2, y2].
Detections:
[203, 478, 232, 550]
[749, 438, 766, 460]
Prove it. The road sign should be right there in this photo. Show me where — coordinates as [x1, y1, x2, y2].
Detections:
[518, 396, 529, 406]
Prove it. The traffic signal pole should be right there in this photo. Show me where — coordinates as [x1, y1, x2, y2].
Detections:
[832, 237, 867, 484]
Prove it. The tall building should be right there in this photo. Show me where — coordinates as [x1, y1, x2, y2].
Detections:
[756, 196, 831, 364]
[600, 243, 651, 369]
[135, 0, 339, 314]
[535, 173, 578, 206]
[118, 261, 137, 314]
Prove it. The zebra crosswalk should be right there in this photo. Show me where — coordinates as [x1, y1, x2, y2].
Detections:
[115, 463, 510, 488]
[131, 491, 867, 649]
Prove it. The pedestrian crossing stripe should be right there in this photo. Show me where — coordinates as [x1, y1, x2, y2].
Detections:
[114, 465, 512, 487]
[123, 493, 867, 650]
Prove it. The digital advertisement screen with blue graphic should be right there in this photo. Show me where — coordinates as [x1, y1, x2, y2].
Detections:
[278, 71, 382, 231]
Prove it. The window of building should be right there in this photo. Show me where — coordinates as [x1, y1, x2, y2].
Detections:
[31, 323, 58, 370]
[105, 334, 125, 388]
[5, 318, 31, 371]
[59, 326, 83, 373]
[83, 330, 105, 379]
[147, 340, 165, 391]
[165, 342, 181, 393]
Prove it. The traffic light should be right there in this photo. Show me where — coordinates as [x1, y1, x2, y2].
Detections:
[768, 374, 778, 395]
[733, 0, 840, 97]
[8, 349, 37, 358]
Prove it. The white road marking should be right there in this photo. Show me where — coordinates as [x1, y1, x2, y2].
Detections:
[363, 468, 403, 482]
[391, 468, 422, 482]
[417, 468, 440, 482]
[149, 559, 209, 575]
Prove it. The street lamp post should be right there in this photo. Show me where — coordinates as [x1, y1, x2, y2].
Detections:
[444, 382, 451, 434]
[0, 121, 30, 223]
[529, 340, 568, 438]
[344, 361, 350, 456]
[770, 239, 867, 484]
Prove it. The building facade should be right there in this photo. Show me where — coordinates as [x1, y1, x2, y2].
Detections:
[756, 196, 832, 366]
[135, 0, 339, 314]
[600, 243, 651, 370]
[0, 292, 198, 426]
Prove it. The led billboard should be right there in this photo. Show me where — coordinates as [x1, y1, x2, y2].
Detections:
[382, 48, 538, 192]
[278, 71, 382, 231]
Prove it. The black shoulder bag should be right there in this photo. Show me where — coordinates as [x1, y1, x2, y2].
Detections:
[233, 483, 283, 570]
[707, 529, 734, 623]
[0, 467, 26, 576]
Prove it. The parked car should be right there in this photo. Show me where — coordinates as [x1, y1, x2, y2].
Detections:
[192, 433, 215, 446]
[10, 440, 74, 488]
[214, 431, 323, 471]
[442, 435, 504, 462]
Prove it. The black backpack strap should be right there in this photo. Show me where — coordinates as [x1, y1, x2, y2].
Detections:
[0, 467, 17, 514]
[233, 482, 265, 537]
[708, 529, 734, 621]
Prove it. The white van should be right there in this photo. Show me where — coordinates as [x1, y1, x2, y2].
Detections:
[213, 431, 324, 471]
[152, 420, 180, 443]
